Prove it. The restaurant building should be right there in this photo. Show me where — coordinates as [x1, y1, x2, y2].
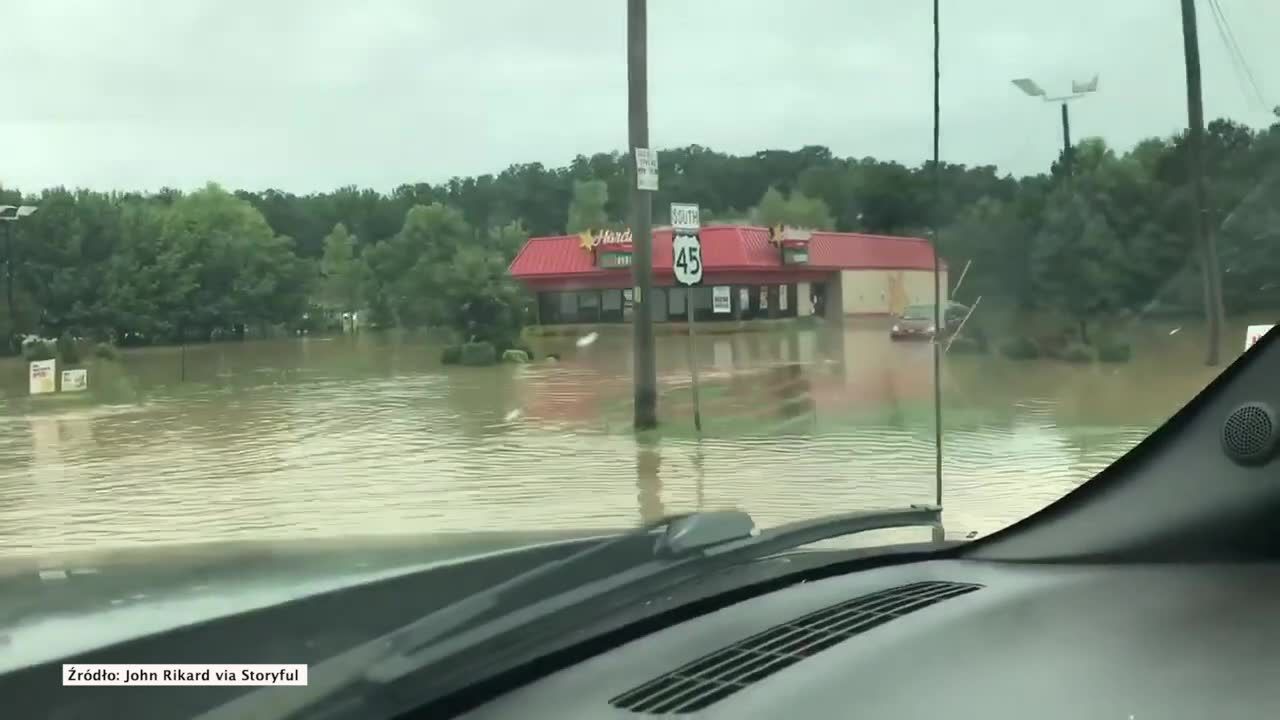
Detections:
[507, 225, 947, 324]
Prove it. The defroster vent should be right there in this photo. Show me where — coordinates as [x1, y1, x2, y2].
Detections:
[609, 580, 981, 715]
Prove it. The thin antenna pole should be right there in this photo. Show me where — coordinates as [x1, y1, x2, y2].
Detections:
[931, 0, 944, 517]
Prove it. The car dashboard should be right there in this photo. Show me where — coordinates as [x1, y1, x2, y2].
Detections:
[457, 557, 1280, 719]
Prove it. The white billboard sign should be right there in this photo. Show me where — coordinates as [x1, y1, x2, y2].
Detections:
[29, 359, 56, 395]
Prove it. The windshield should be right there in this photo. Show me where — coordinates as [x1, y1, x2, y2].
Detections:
[0, 0, 1276, 674]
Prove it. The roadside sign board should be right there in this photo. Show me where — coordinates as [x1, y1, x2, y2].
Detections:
[61, 368, 88, 392]
[635, 148, 659, 191]
[1246, 324, 1275, 351]
[673, 233, 703, 286]
[29, 359, 56, 395]
[670, 203, 700, 231]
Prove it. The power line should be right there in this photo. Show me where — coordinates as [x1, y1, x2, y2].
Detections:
[1206, 0, 1267, 109]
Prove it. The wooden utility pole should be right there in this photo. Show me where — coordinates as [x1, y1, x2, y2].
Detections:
[1180, 0, 1224, 366]
[628, 0, 658, 429]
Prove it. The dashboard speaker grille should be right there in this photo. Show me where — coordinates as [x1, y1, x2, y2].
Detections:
[1222, 402, 1279, 465]
[609, 580, 981, 715]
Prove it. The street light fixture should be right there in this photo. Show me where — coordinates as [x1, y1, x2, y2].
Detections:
[1011, 74, 1099, 175]
[0, 204, 38, 336]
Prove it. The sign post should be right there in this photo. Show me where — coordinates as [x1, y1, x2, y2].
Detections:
[1245, 324, 1275, 352]
[672, 203, 704, 432]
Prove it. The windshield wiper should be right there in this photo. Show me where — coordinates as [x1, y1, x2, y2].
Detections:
[200, 504, 942, 720]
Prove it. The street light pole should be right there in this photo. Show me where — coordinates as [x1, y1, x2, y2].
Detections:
[0, 205, 38, 338]
[1011, 75, 1098, 176]
[1060, 102, 1072, 176]
[628, 0, 658, 430]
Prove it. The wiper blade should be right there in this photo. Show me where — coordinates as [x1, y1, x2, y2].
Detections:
[200, 504, 941, 720]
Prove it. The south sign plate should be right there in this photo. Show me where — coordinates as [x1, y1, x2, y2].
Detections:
[672, 233, 703, 286]
[670, 203, 700, 232]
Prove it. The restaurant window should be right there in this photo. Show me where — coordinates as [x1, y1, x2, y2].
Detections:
[649, 287, 668, 322]
[691, 286, 714, 321]
[668, 287, 686, 319]
[538, 292, 559, 324]
[577, 291, 601, 323]
[601, 289, 623, 322]
[558, 291, 579, 323]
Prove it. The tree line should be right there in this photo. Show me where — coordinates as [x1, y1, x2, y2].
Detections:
[1, 115, 1276, 354]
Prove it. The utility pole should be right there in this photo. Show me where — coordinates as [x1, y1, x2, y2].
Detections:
[628, 0, 658, 429]
[1180, 0, 1224, 366]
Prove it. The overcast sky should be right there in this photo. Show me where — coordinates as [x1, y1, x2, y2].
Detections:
[2, 0, 1276, 193]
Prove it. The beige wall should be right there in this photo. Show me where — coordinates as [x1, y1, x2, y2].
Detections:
[837, 269, 949, 316]
[797, 281, 812, 317]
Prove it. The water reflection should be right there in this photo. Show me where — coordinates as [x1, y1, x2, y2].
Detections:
[0, 318, 1226, 559]
[635, 435, 664, 524]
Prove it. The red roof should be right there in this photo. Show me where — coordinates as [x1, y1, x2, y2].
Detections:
[508, 225, 944, 282]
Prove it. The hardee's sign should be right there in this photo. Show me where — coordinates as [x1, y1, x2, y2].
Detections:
[768, 225, 813, 247]
[770, 225, 812, 265]
[578, 229, 633, 252]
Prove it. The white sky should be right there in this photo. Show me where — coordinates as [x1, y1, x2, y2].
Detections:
[1, 0, 1276, 193]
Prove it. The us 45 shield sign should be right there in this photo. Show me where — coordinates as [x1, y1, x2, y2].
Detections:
[673, 233, 703, 286]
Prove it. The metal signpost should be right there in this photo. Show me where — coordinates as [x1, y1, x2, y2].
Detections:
[671, 203, 703, 432]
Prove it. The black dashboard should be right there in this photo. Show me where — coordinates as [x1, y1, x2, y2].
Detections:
[458, 557, 1280, 719]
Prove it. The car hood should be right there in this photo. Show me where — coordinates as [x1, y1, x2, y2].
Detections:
[0, 530, 612, 674]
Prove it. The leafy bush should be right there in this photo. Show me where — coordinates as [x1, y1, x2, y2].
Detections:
[1098, 340, 1133, 363]
[440, 345, 462, 365]
[1061, 342, 1097, 364]
[57, 334, 82, 364]
[998, 336, 1040, 360]
[22, 339, 56, 362]
[93, 342, 121, 361]
[947, 336, 985, 354]
[460, 341, 497, 366]
[502, 349, 530, 363]
[963, 325, 989, 351]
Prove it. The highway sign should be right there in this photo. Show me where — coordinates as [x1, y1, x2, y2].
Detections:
[670, 203, 700, 231]
[672, 233, 703, 286]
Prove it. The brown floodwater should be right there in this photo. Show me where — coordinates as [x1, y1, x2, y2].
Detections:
[0, 317, 1238, 562]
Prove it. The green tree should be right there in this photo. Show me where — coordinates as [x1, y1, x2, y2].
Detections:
[750, 187, 835, 230]
[566, 179, 609, 233]
[17, 188, 121, 339]
[1030, 191, 1123, 342]
[319, 223, 365, 312]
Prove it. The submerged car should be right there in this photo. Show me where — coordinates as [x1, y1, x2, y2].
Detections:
[890, 302, 970, 340]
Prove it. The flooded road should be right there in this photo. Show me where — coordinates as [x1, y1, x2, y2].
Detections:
[0, 319, 1227, 562]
